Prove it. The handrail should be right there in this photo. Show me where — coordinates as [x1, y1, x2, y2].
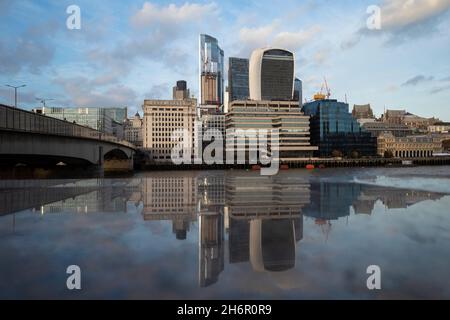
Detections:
[0, 104, 135, 149]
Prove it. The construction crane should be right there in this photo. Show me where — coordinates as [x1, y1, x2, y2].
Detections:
[323, 77, 331, 99]
[313, 77, 331, 101]
[36, 98, 54, 108]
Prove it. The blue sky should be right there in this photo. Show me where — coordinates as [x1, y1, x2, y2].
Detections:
[1, 0, 450, 120]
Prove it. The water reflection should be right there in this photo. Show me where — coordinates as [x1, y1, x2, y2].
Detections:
[0, 170, 448, 292]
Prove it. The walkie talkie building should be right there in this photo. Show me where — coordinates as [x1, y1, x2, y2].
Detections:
[249, 48, 295, 101]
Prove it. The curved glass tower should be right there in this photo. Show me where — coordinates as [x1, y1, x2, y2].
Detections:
[249, 48, 295, 101]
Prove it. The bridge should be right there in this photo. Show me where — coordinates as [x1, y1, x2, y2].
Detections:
[0, 104, 136, 174]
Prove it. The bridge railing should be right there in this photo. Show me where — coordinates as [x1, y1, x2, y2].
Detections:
[0, 104, 135, 149]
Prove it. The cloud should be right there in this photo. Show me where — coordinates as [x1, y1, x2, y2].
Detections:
[131, 2, 218, 28]
[90, 2, 217, 76]
[312, 48, 330, 65]
[0, 87, 40, 107]
[54, 77, 138, 107]
[379, 0, 450, 30]
[342, 0, 450, 48]
[237, 22, 321, 57]
[144, 83, 171, 100]
[402, 75, 434, 86]
[0, 21, 57, 75]
[273, 26, 322, 51]
[430, 84, 450, 94]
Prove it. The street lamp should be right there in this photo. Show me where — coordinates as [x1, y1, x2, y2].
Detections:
[5, 84, 26, 108]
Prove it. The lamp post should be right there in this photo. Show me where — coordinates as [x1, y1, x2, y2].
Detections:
[5, 84, 26, 108]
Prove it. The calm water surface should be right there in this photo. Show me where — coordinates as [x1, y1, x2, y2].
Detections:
[1, 166, 450, 299]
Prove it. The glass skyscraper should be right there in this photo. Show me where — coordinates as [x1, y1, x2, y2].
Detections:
[228, 57, 249, 102]
[302, 99, 377, 157]
[249, 48, 295, 101]
[293, 78, 303, 106]
[199, 34, 224, 106]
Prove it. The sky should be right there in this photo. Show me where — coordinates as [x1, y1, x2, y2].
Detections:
[1, 0, 450, 120]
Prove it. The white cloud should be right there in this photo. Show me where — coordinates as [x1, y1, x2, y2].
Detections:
[54, 77, 137, 107]
[380, 0, 450, 30]
[342, 0, 450, 49]
[131, 2, 219, 28]
[273, 26, 322, 51]
[237, 22, 321, 57]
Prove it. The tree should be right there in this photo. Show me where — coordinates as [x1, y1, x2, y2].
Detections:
[332, 150, 343, 158]
[350, 150, 360, 159]
[443, 139, 450, 152]
[384, 150, 394, 158]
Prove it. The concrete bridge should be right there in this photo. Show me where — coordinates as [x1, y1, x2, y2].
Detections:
[0, 104, 136, 174]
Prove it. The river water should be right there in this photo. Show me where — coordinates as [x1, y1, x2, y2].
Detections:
[1, 166, 450, 299]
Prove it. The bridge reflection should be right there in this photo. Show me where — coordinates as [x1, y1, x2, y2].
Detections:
[0, 171, 446, 288]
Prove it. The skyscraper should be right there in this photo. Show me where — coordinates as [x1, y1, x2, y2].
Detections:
[228, 57, 249, 102]
[293, 78, 303, 106]
[249, 48, 295, 101]
[199, 34, 224, 106]
[173, 80, 190, 100]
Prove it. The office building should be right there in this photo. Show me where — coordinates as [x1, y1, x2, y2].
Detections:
[249, 48, 295, 101]
[228, 57, 249, 102]
[34, 107, 114, 134]
[302, 99, 377, 157]
[199, 34, 224, 107]
[124, 112, 143, 147]
[377, 133, 442, 158]
[362, 121, 413, 137]
[226, 100, 318, 161]
[293, 78, 303, 106]
[142, 82, 197, 162]
[173, 80, 190, 100]
[106, 107, 128, 124]
[112, 120, 124, 139]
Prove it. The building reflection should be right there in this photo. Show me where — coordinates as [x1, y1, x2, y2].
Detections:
[0, 171, 447, 288]
[141, 172, 198, 240]
[226, 173, 307, 273]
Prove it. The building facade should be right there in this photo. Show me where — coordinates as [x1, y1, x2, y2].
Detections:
[199, 34, 224, 107]
[173, 80, 190, 100]
[34, 107, 114, 134]
[302, 99, 377, 157]
[362, 121, 413, 137]
[228, 57, 249, 102]
[293, 78, 303, 106]
[249, 48, 295, 101]
[124, 112, 143, 147]
[106, 107, 128, 124]
[226, 100, 317, 161]
[142, 97, 197, 162]
[352, 104, 374, 119]
[377, 133, 442, 158]
[428, 122, 450, 133]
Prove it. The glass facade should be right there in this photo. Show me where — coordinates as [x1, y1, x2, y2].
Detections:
[228, 57, 249, 102]
[199, 34, 224, 106]
[302, 99, 377, 157]
[260, 49, 294, 101]
[293, 78, 302, 106]
[37, 107, 114, 134]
